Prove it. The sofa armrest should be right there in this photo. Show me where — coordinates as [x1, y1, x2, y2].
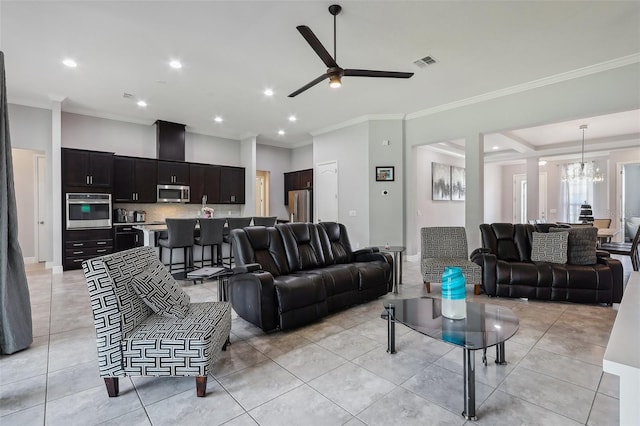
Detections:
[353, 248, 375, 256]
[228, 271, 278, 332]
[597, 256, 624, 303]
[473, 252, 498, 296]
[232, 263, 262, 274]
[470, 248, 490, 262]
[596, 249, 611, 258]
[354, 251, 389, 263]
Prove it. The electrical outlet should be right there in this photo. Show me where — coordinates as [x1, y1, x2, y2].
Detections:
[349, 210, 357, 217]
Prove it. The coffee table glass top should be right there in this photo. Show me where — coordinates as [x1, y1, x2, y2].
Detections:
[382, 297, 519, 350]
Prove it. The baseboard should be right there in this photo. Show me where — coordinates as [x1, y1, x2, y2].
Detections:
[23, 257, 36, 264]
[46, 261, 64, 274]
[406, 253, 420, 262]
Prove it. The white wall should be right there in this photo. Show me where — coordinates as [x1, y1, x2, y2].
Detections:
[368, 119, 404, 246]
[290, 144, 313, 170]
[11, 149, 38, 260]
[8, 104, 52, 262]
[256, 144, 291, 220]
[484, 163, 504, 223]
[187, 133, 241, 166]
[314, 122, 370, 248]
[405, 63, 640, 253]
[413, 146, 466, 251]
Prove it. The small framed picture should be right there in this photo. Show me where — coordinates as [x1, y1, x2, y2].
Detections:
[376, 166, 395, 182]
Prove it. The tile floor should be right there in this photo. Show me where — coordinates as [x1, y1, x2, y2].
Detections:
[0, 258, 624, 425]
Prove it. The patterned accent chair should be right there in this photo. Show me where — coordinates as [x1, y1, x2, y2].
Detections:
[82, 246, 231, 397]
[421, 227, 482, 295]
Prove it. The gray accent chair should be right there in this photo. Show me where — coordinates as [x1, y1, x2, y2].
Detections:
[421, 226, 482, 294]
[82, 246, 231, 397]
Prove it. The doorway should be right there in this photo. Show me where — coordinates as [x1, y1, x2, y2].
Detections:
[618, 162, 640, 242]
[315, 161, 339, 223]
[36, 155, 48, 262]
[255, 170, 269, 216]
[513, 172, 547, 224]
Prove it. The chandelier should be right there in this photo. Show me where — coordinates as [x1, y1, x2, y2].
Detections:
[560, 124, 605, 183]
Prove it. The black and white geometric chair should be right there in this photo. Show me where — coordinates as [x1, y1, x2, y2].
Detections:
[421, 226, 483, 295]
[82, 246, 231, 397]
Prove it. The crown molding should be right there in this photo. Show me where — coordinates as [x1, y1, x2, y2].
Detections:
[311, 113, 406, 137]
[406, 53, 640, 121]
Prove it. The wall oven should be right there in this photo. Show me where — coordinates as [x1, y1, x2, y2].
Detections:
[66, 193, 112, 230]
[157, 185, 190, 203]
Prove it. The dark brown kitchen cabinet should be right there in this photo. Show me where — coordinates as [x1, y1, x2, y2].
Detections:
[219, 166, 245, 204]
[62, 148, 113, 189]
[63, 228, 113, 270]
[113, 156, 157, 203]
[189, 163, 221, 204]
[157, 160, 189, 185]
[114, 225, 138, 252]
[284, 168, 313, 205]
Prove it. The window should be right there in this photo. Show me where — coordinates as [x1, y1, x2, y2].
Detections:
[560, 162, 599, 223]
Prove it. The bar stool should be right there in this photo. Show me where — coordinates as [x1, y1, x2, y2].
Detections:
[194, 218, 226, 267]
[223, 217, 252, 267]
[252, 216, 277, 227]
[157, 218, 196, 273]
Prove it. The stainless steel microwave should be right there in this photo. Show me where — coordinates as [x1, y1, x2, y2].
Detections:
[66, 193, 112, 229]
[157, 185, 190, 203]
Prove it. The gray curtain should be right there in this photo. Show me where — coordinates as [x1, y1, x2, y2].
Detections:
[0, 51, 33, 354]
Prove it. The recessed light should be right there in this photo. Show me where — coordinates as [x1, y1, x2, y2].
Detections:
[492, 146, 499, 150]
[539, 160, 547, 166]
[214, 116, 223, 123]
[278, 130, 285, 135]
[264, 88, 274, 97]
[288, 115, 297, 122]
[62, 58, 77, 68]
[169, 60, 182, 69]
[137, 100, 147, 107]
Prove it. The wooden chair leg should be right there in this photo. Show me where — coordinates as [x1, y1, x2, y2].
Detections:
[424, 281, 431, 293]
[104, 377, 119, 397]
[196, 376, 207, 397]
[474, 284, 481, 295]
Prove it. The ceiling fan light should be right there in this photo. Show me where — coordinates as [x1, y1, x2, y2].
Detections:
[329, 75, 342, 88]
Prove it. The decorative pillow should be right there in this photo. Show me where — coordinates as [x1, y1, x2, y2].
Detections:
[550, 226, 597, 265]
[530, 231, 568, 264]
[130, 263, 190, 319]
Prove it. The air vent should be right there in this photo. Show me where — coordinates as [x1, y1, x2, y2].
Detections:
[413, 56, 437, 68]
[122, 92, 134, 99]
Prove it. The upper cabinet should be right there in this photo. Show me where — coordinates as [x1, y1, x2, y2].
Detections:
[62, 148, 113, 189]
[113, 156, 157, 203]
[189, 163, 221, 204]
[284, 168, 313, 205]
[157, 160, 189, 185]
[219, 166, 245, 204]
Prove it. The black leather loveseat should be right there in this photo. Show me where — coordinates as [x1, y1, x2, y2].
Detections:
[471, 223, 623, 304]
[228, 222, 392, 331]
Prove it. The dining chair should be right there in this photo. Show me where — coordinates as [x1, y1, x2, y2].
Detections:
[194, 218, 226, 267]
[599, 226, 640, 271]
[157, 218, 197, 273]
[252, 216, 277, 227]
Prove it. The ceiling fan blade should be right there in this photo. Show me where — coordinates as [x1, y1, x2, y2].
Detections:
[344, 69, 414, 78]
[288, 73, 330, 98]
[296, 25, 338, 68]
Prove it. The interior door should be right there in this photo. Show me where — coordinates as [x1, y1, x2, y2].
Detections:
[315, 161, 338, 223]
[255, 172, 266, 216]
[513, 172, 547, 224]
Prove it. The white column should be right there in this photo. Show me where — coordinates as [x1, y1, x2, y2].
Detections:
[465, 133, 484, 249]
[49, 97, 64, 273]
[240, 135, 257, 217]
[526, 157, 540, 222]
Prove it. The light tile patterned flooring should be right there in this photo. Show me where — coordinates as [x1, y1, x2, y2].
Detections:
[1, 259, 624, 425]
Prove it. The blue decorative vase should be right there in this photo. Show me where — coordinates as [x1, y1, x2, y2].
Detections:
[441, 266, 466, 319]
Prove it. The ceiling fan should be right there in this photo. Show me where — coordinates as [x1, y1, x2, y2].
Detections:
[288, 4, 414, 98]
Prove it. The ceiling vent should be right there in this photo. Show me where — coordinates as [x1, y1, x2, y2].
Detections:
[413, 56, 437, 68]
[122, 92, 134, 99]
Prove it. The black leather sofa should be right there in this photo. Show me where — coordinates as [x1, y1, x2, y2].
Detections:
[472, 223, 623, 304]
[228, 222, 393, 331]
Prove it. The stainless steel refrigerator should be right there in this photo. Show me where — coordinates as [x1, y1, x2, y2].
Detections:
[288, 189, 311, 222]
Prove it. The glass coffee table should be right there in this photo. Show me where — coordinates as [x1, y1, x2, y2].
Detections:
[382, 297, 519, 420]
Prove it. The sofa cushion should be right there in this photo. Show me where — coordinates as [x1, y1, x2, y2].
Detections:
[531, 231, 568, 264]
[550, 227, 597, 265]
[130, 263, 190, 319]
